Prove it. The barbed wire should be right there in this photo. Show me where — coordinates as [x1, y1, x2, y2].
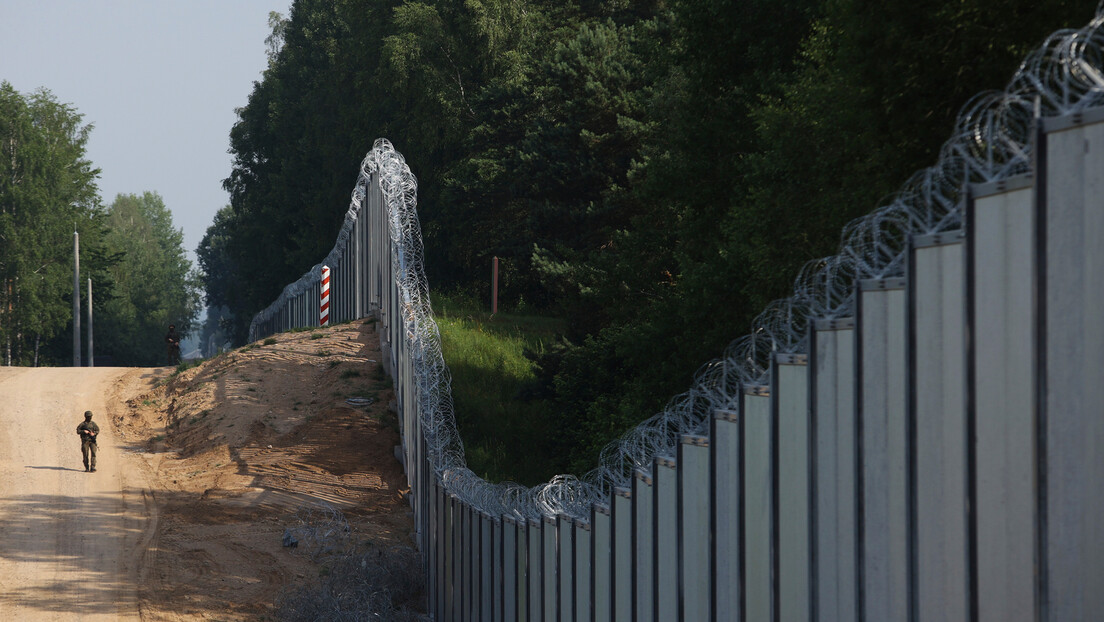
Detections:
[251, 7, 1104, 521]
[277, 503, 427, 621]
[282, 501, 352, 562]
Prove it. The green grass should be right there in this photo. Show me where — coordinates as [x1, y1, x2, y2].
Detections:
[432, 292, 567, 485]
[171, 358, 203, 377]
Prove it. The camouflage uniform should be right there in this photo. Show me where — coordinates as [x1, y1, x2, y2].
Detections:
[77, 411, 99, 472]
[165, 325, 180, 366]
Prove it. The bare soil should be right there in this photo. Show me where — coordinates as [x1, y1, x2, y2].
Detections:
[0, 319, 414, 620]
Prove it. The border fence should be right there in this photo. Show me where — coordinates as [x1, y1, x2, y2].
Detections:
[249, 8, 1104, 621]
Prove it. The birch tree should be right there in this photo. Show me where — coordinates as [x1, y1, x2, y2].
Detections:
[0, 83, 103, 365]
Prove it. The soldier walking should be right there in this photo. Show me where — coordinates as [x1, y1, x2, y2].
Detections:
[165, 324, 181, 366]
[77, 410, 99, 472]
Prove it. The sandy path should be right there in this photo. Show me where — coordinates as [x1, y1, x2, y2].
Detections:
[0, 367, 155, 621]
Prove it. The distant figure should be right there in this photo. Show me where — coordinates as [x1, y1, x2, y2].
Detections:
[76, 410, 99, 472]
[165, 324, 181, 366]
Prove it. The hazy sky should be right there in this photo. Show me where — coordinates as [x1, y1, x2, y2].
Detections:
[0, 1, 292, 264]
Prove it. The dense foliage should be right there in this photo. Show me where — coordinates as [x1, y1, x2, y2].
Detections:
[212, 0, 1094, 475]
[0, 82, 200, 367]
[98, 192, 202, 366]
[0, 83, 108, 365]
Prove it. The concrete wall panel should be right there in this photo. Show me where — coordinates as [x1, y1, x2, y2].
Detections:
[504, 518, 520, 622]
[1042, 117, 1104, 621]
[528, 520, 541, 622]
[633, 470, 655, 622]
[912, 237, 968, 622]
[859, 283, 909, 622]
[593, 505, 612, 622]
[744, 392, 773, 622]
[714, 410, 742, 621]
[777, 359, 812, 622]
[558, 517, 573, 622]
[575, 520, 592, 622]
[813, 324, 858, 622]
[612, 490, 632, 621]
[655, 457, 679, 622]
[544, 517, 558, 622]
[680, 436, 711, 622]
[971, 182, 1036, 622]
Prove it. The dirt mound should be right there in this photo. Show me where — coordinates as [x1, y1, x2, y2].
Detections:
[112, 319, 414, 620]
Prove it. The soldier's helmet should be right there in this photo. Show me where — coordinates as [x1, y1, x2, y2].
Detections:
[84, 410, 93, 420]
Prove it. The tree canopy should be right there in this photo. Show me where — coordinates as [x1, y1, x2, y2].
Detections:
[98, 192, 202, 366]
[0, 83, 201, 367]
[0, 82, 107, 365]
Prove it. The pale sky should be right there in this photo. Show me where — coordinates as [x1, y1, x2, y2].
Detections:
[0, 1, 292, 266]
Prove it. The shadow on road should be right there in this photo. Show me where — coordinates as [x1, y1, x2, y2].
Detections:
[0, 489, 149, 616]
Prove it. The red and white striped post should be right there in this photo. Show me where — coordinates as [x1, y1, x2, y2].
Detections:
[320, 265, 331, 327]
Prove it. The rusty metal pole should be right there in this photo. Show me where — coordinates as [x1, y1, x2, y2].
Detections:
[492, 256, 499, 315]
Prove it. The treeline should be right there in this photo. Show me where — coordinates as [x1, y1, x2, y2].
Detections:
[0, 82, 200, 367]
[207, 0, 1092, 474]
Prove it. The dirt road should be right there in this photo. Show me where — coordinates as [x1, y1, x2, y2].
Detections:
[0, 366, 156, 620]
[0, 322, 414, 620]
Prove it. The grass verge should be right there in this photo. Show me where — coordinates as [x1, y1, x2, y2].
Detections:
[432, 292, 566, 486]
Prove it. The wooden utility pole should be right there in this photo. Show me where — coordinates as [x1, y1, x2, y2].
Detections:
[491, 256, 499, 315]
[87, 278, 93, 367]
[72, 231, 80, 367]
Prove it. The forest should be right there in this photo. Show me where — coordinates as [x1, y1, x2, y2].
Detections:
[0, 82, 200, 367]
[204, 0, 1093, 473]
[204, 0, 1095, 474]
[6, 0, 1090, 469]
